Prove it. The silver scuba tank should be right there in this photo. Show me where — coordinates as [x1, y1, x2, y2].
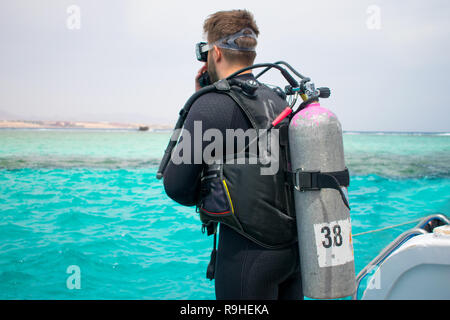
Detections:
[288, 102, 356, 299]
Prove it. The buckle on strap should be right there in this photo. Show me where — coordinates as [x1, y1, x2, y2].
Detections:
[294, 170, 320, 191]
[214, 79, 231, 91]
[292, 167, 350, 191]
[292, 168, 351, 210]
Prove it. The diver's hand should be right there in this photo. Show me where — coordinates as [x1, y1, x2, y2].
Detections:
[195, 64, 208, 92]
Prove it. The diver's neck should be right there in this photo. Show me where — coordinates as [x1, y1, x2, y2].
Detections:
[219, 65, 252, 80]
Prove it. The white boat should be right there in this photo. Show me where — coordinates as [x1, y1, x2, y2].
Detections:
[353, 214, 450, 300]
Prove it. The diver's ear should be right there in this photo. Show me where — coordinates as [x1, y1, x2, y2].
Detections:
[212, 45, 222, 63]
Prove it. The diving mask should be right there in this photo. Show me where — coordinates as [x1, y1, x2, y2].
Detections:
[195, 28, 257, 62]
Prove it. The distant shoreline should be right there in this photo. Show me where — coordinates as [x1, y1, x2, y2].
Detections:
[343, 131, 450, 135]
[0, 120, 172, 130]
[0, 120, 448, 135]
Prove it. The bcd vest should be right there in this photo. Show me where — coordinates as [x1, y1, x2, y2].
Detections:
[197, 80, 298, 250]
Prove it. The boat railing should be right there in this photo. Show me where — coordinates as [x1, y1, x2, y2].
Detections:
[352, 213, 449, 300]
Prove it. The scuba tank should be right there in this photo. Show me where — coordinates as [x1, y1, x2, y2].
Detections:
[255, 62, 356, 298]
[157, 61, 356, 299]
[289, 102, 356, 299]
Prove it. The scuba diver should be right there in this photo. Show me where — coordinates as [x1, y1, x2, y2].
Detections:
[158, 8, 355, 300]
[161, 10, 303, 300]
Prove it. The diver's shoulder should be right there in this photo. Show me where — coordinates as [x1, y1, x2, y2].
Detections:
[190, 90, 238, 113]
[193, 90, 235, 103]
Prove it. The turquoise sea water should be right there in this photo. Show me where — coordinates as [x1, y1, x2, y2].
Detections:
[0, 129, 449, 299]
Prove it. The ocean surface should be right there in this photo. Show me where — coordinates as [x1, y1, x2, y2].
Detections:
[0, 129, 449, 299]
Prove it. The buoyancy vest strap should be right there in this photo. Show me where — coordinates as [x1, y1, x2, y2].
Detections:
[289, 168, 351, 210]
[206, 232, 217, 280]
[224, 90, 259, 130]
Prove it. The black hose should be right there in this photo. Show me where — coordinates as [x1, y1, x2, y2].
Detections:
[255, 61, 306, 80]
[156, 84, 218, 179]
[226, 63, 299, 88]
[157, 62, 303, 179]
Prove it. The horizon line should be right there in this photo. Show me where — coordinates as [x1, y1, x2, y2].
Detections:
[0, 121, 448, 134]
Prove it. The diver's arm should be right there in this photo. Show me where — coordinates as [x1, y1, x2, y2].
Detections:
[163, 91, 247, 207]
[163, 106, 204, 207]
[163, 159, 202, 207]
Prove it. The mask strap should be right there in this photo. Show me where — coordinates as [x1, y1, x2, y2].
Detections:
[203, 28, 257, 53]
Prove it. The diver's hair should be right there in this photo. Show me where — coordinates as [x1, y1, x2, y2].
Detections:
[203, 9, 259, 66]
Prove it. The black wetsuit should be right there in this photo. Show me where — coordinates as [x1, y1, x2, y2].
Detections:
[163, 73, 303, 300]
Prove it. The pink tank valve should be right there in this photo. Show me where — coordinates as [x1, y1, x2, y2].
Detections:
[292, 103, 336, 127]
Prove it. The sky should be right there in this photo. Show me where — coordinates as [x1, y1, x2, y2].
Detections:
[0, 0, 449, 132]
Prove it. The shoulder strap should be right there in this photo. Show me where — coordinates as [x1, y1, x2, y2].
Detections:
[222, 83, 288, 131]
[222, 89, 259, 130]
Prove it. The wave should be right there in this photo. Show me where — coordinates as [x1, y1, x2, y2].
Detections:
[344, 131, 450, 136]
[1, 154, 449, 179]
[346, 153, 450, 179]
[0, 156, 161, 170]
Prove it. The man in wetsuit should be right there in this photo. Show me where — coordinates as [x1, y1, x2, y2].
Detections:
[163, 9, 302, 300]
